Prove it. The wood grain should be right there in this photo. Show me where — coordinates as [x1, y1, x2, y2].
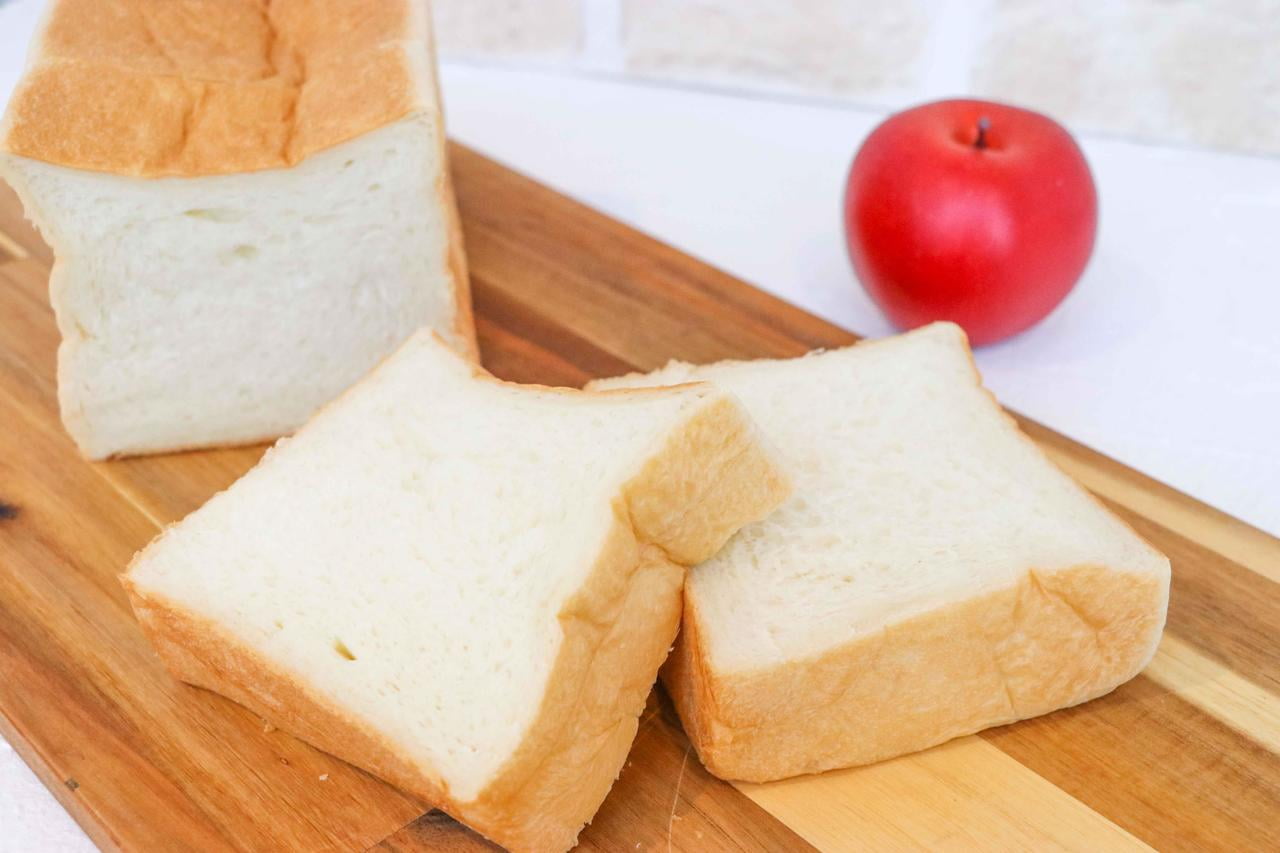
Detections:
[0, 146, 1276, 851]
[737, 737, 1152, 851]
[1145, 636, 1280, 753]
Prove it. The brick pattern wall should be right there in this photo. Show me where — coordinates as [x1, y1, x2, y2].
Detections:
[430, 0, 1280, 157]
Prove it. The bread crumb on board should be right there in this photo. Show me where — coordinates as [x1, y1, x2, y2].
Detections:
[318, 773, 329, 781]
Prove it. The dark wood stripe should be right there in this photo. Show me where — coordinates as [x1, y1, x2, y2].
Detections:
[371, 811, 501, 852]
[471, 278, 634, 384]
[476, 313, 595, 389]
[463, 217, 768, 371]
[983, 675, 1280, 851]
[578, 690, 818, 852]
[1107, 499, 1280, 691]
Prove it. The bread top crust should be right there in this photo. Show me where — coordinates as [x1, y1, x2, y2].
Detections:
[0, 0, 435, 177]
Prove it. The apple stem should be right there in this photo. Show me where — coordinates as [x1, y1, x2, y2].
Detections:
[975, 117, 991, 150]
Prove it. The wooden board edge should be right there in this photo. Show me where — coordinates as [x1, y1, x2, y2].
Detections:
[0, 705, 123, 853]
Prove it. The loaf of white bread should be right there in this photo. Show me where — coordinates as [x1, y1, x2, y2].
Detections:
[123, 330, 789, 852]
[0, 0, 473, 458]
[590, 323, 1170, 782]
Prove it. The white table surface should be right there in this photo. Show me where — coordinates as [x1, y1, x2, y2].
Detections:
[1, 1, 1277, 849]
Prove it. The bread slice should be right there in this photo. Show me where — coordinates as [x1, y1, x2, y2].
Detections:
[0, 0, 473, 458]
[589, 323, 1170, 782]
[122, 330, 789, 852]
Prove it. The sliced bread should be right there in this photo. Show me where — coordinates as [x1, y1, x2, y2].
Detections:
[589, 323, 1170, 782]
[123, 330, 789, 852]
[0, 0, 473, 458]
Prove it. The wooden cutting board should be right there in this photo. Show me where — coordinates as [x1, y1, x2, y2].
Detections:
[0, 143, 1277, 852]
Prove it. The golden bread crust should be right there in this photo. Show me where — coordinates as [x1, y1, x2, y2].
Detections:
[439, 162, 477, 361]
[666, 563, 1168, 783]
[2, 0, 432, 176]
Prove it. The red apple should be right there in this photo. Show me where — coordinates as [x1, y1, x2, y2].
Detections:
[843, 99, 1097, 345]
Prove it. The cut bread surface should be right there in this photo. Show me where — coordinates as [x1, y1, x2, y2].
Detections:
[124, 331, 789, 852]
[0, 0, 473, 458]
[590, 323, 1170, 782]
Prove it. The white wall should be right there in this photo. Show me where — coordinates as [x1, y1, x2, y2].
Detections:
[433, 0, 1280, 158]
